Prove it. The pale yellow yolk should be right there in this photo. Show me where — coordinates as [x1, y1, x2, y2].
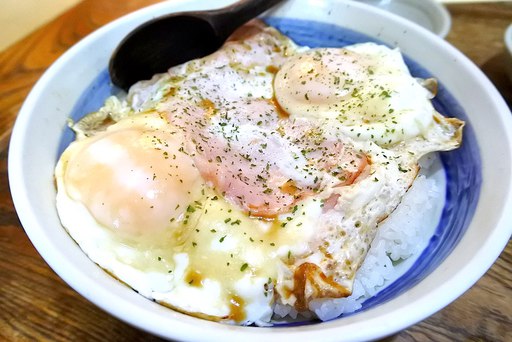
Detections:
[275, 49, 369, 108]
[62, 115, 204, 236]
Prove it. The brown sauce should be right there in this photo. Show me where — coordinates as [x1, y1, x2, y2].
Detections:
[270, 96, 290, 119]
[185, 269, 204, 287]
[163, 86, 177, 98]
[198, 98, 217, 117]
[228, 294, 246, 322]
[319, 245, 333, 260]
[279, 179, 299, 196]
[266, 65, 279, 74]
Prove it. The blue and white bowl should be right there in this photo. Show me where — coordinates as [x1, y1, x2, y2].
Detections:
[8, 0, 512, 341]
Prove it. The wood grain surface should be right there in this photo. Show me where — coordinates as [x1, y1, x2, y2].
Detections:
[1, 1, 511, 341]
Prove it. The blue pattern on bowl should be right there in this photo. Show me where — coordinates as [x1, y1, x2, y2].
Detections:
[57, 70, 117, 157]
[63, 17, 482, 324]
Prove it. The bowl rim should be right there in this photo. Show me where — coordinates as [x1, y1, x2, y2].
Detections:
[505, 23, 512, 54]
[8, 0, 512, 341]
[358, 0, 452, 38]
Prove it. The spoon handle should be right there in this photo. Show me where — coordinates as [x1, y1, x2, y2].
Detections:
[211, 0, 284, 38]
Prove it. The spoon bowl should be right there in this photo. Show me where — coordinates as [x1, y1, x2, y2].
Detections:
[109, 0, 283, 90]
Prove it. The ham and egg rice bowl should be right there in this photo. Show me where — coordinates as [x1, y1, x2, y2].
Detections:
[54, 21, 463, 325]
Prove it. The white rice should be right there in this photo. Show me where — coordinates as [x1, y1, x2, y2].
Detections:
[272, 157, 442, 322]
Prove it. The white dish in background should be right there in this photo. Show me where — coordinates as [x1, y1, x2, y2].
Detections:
[356, 0, 451, 37]
[505, 24, 512, 83]
[8, 0, 512, 341]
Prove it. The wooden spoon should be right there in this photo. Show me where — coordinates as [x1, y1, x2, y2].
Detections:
[109, 0, 284, 91]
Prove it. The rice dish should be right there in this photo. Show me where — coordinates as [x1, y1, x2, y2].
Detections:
[54, 21, 463, 325]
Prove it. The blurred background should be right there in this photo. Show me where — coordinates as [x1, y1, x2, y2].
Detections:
[0, 0, 81, 51]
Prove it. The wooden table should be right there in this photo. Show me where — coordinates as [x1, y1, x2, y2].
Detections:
[1, 1, 511, 341]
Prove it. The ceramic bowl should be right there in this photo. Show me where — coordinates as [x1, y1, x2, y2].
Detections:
[8, 0, 512, 341]
[355, 0, 451, 37]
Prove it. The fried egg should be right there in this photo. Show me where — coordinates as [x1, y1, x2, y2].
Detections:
[55, 21, 463, 325]
[274, 43, 438, 146]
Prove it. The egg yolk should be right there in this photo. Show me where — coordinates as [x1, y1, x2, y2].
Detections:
[63, 114, 204, 236]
